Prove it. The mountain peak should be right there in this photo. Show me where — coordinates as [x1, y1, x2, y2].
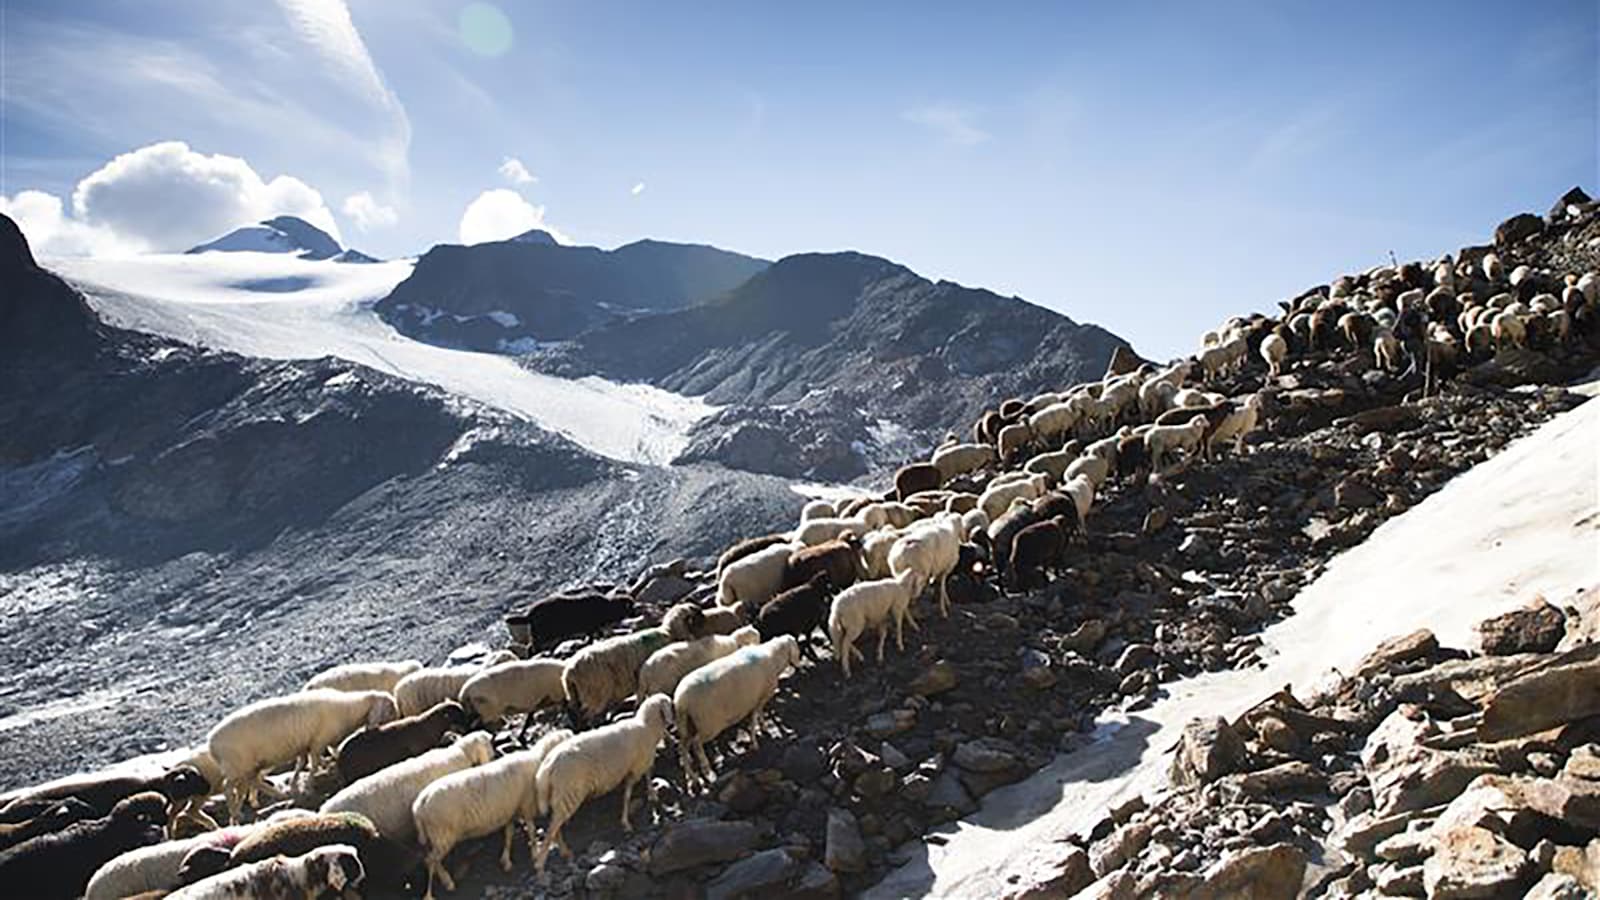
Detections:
[1, 211, 39, 275]
[187, 215, 343, 260]
[511, 228, 560, 246]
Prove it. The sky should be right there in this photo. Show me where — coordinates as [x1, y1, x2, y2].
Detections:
[1, 1, 1595, 358]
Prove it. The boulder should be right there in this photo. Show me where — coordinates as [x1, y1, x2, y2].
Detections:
[1550, 838, 1600, 892]
[1550, 186, 1593, 218]
[823, 808, 865, 873]
[1479, 658, 1600, 742]
[706, 848, 800, 900]
[647, 819, 761, 874]
[1476, 598, 1567, 656]
[908, 660, 958, 696]
[1355, 629, 1439, 679]
[1494, 212, 1545, 246]
[1422, 825, 1530, 899]
[1090, 819, 1154, 878]
[952, 737, 1023, 774]
[1170, 716, 1247, 788]
[1190, 843, 1307, 900]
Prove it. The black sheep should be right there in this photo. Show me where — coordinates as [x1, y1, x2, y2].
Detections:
[756, 573, 832, 660]
[335, 699, 475, 785]
[0, 766, 207, 820]
[0, 798, 96, 853]
[1009, 517, 1068, 591]
[0, 792, 167, 900]
[504, 591, 635, 650]
[894, 463, 942, 501]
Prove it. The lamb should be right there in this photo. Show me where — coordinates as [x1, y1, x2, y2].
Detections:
[782, 534, 866, 591]
[638, 626, 763, 698]
[978, 471, 1050, 521]
[931, 442, 997, 483]
[412, 729, 572, 899]
[533, 695, 675, 875]
[1145, 414, 1209, 470]
[715, 533, 792, 575]
[996, 422, 1033, 463]
[504, 592, 634, 651]
[460, 659, 566, 732]
[335, 699, 475, 785]
[798, 498, 836, 523]
[828, 571, 921, 677]
[889, 512, 965, 618]
[321, 731, 495, 844]
[0, 799, 95, 853]
[1008, 517, 1069, 591]
[1259, 330, 1288, 377]
[1373, 327, 1403, 372]
[561, 603, 703, 722]
[716, 540, 798, 608]
[673, 637, 801, 792]
[303, 659, 422, 694]
[0, 792, 167, 900]
[894, 463, 942, 501]
[165, 844, 363, 900]
[208, 689, 398, 822]
[395, 651, 519, 718]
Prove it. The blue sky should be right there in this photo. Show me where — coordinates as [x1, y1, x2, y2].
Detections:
[2, 1, 1595, 357]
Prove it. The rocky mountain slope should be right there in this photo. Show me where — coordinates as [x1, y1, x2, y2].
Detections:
[373, 236, 769, 351]
[527, 251, 1134, 479]
[187, 214, 373, 262]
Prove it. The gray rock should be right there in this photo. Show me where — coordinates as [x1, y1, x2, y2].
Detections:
[782, 743, 827, 784]
[952, 736, 1023, 773]
[923, 768, 977, 816]
[824, 808, 866, 872]
[647, 819, 761, 874]
[1019, 647, 1057, 689]
[908, 660, 959, 696]
[865, 709, 916, 738]
[1170, 716, 1247, 788]
[706, 848, 800, 900]
[879, 741, 912, 773]
[789, 861, 842, 900]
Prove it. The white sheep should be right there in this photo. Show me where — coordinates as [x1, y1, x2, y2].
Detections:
[798, 499, 836, 523]
[1207, 394, 1262, 457]
[84, 827, 258, 900]
[1171, 387, 1220, 409]
[859, 501, 920, 531]
[1260, 331, 1288, 377]
[794, 516, 865, 546]
[716, 541, 797, 607]
[887, 512, 964, 617]
[459, 658, 566, 728]
[1061, 473, 1096, 528]
[1063, 453, 1111, 491]
[1373, 327, 1403, 372]
[395, 651, 518, 718]
[561, 604, 703, 722]
[321, 731, 494, 844]
[532, 695, 675, 875]
[960, 507, 990, 542]
[1508, 264, 1532, 287]
[860, 528, 904, 579]
[637, 626, 762, 700]
[978, 471, 1049, 522]
[165, 843, 363, 900]
[304, 659, 423, 694]
[207, 689, 398, 822]
[1578, 271, 1599, 304]
[996, 422, 1032, 462]
[1529, 292, 1560, 314]
[673, 636, 801, 792]
[411, 728, 573, 900]
[1024, 447, 1078, 484]
[1145, 414, 1209, 470]
[931, 443, 997, 483]
[698, 604, 746, 636]
[1139, 360, 1192, 415]
[1548, 308, 1571, 344]
[1482, 253, 1504, 282]
[828, 571, 921, 677]
[1491, 311, 1526, 349]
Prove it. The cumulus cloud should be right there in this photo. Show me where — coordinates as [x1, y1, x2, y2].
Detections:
[498, 157, 536, 185]
[631, 182, 646, 196]
[0, 190, 131, 256]
[341, 191, 398, 230]
[903, 105, 990, 147]
[457, 188, 567, 245]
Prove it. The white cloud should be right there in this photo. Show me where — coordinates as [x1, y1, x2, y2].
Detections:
[903, 105, 991, 147]
[0, 190, 131, 257]
[499, 157, 536, 185]
[631, 182, 646, 196]
[341, 191, 398, 230]
[457, 188, 567, 245]
[70, 141, 340, 252]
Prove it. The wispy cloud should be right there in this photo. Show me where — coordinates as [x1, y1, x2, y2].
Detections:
[631, 182, 646, 196]
[342, 191, 399, 230]
[902, 105, 991, 147]
[499, 157, 537, 185]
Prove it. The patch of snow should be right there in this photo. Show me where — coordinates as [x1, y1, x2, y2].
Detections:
[486, 310, 520, 328]
[47, 253, 715, 465]
[868, 392, 1600, 899]
[322, 371, 361, 389]
[789, 482, 875, 504]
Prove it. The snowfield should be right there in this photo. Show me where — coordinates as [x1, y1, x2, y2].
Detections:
[869, 386, 1600, 899]
[46, 252, 715, 465]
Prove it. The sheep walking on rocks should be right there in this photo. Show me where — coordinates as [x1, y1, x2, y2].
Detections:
[335, 699, 475, 786]
[978, 471, 1049, 523]
[1260, 330, 1288, 377]
[1206, 394, 1263, 459]
[83, 827, 255, 900]
[888, 513, 964, 618]
[533, 695, 675, 875]
[716, 541, 798, 608]
[828, 571, 921, 677]
[412, 729, 572, 899]
[1373, 327, 1404, 373]
[894, 463, 942, 501]
[1008, 518, 1069, 591]
[798, 499, 835, 523]
[207, 689, 398, 822]
[637, 626, 762, 699]
[673, 637, 801, 792]
[996, 422, 1032, 463]
[1060, 475, 1096, 532]
[561, 603, 703, 723]
[504, 592, 634, 651]
[460, 659, 566, 737]
[1145, 414, 1209, 471]
[931, 443, 996, 483]
[303, 659, 422, 694]
[782, 535, 866, 592]
[0, 792, 167, 900]
[321, 732, 495, 844]
[165, 843, 363, 900]
[394, 651, 518, 719]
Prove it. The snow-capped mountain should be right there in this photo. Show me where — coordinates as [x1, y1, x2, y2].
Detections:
[186, 214, 376, 263]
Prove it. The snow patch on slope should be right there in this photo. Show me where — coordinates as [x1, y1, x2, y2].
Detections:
[47, 253, 715, 465]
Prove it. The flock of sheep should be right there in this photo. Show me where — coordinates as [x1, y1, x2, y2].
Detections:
[0, 245, 1595, 900]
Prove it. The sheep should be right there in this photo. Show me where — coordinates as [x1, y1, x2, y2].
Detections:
[228, 811, 381, 870]
[1482, 253, 1504, 282]
[1145, 414, 1209, 470]
[972, 408, 1004, 445]
[1115, 431, 1151, 481]
[504, 592, 634, 651]
[1548, 308, 1572, 344]
[1060, 474, 1096, 529]
[782, 534, 866, 592]
[893, 463, 942, 502]
[978, 471, 1049, 521]
[303, 659, 422, 694]
[1373, 327, 1403, 372]
[1008, 518, 1069, 591]
[460, 659, 566, 733]
[798, 499, 836, 523]
[0, 792, 167, 900]
[931, 442, 997, 483]
[860, 501, 921, 530]
[943, 492, 979, 515]
[828, 571, 921, 677]
[999, 398, 1027, 419]
[794, 515, 866, 546]
[716, 540, 797, 608]
[1492, 311, 1527, 349]
[165, 843, 363, 900]
[0, 765, 210, 822]
[889, 512, 965, 618]
[960, 507, 990, 543]
[208, 689, 398, 822]
[321, 731, 494, 844]
[996, 421, 1033, 463]
[638, 625, 763, 698]
[1024, 447, 1078, 484]
[1259, 330, 1288, 377]
[412, 729, 572, 900]
[84, 828, 255, 900]
[1027, 401, 1079, 443]
[1062, 452, 1111, 491]
[715, 533, 792, 575]
[1172, 387, 1221, 409]
[673, 637, 801, 792]
[395, 651, 518, 718]
[561, 603, 703, 722]
[335, 699, 475, 785]
[0, 798, 96, 853]
[1578, 271, 1599, 304]
[901, 490, 954, 516]
[987, 498, 1040, 581]
[860, 528, 903, 579]
[1206, 394, 1263, 458]
[533, 695, 675, 875]
[697, 602, 746, 637]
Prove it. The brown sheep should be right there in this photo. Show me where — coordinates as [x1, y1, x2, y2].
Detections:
[894, 463, 942, 501]
[1008, 517, 1069, 591]
[334, 700, 475, 785]
[715, 533, 791, 575]
[782, 534, 866, 592]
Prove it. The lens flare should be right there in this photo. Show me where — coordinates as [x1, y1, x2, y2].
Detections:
[459, 3, 513, 58]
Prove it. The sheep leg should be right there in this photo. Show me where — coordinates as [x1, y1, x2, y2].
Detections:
[894, 609, 906, 652]
[535, 812, 567, 876]
[875, 624, 889, 662]
[621, 777, 636, 831]
[694, 739, 716, 785]
[500, 820, 517, 871]
[938, 576, 950, 617]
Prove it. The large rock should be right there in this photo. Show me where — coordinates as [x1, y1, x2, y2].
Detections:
[908, 660, 958, 696]
[1370, 747, 1502, 819]
[824, 808, 865, 873]
[1494, 212, 1545, 246]
[1008, 847, 1092, 899]
[1422, 825, 1530, 899]
[1479, 658, 1600, 742]
[647, 819, 761, 874]
[1090, 819, 1154, 878]
[1170, 716, 1247, 788]
[1189, 843, 1307, 900]
[953, 737, 1024, 773]
[706, 848, 800, 900]
[1550, 185, 1594, 218]
[1476, 598, 1567, 656]
[1355, 629, 1439, 679]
